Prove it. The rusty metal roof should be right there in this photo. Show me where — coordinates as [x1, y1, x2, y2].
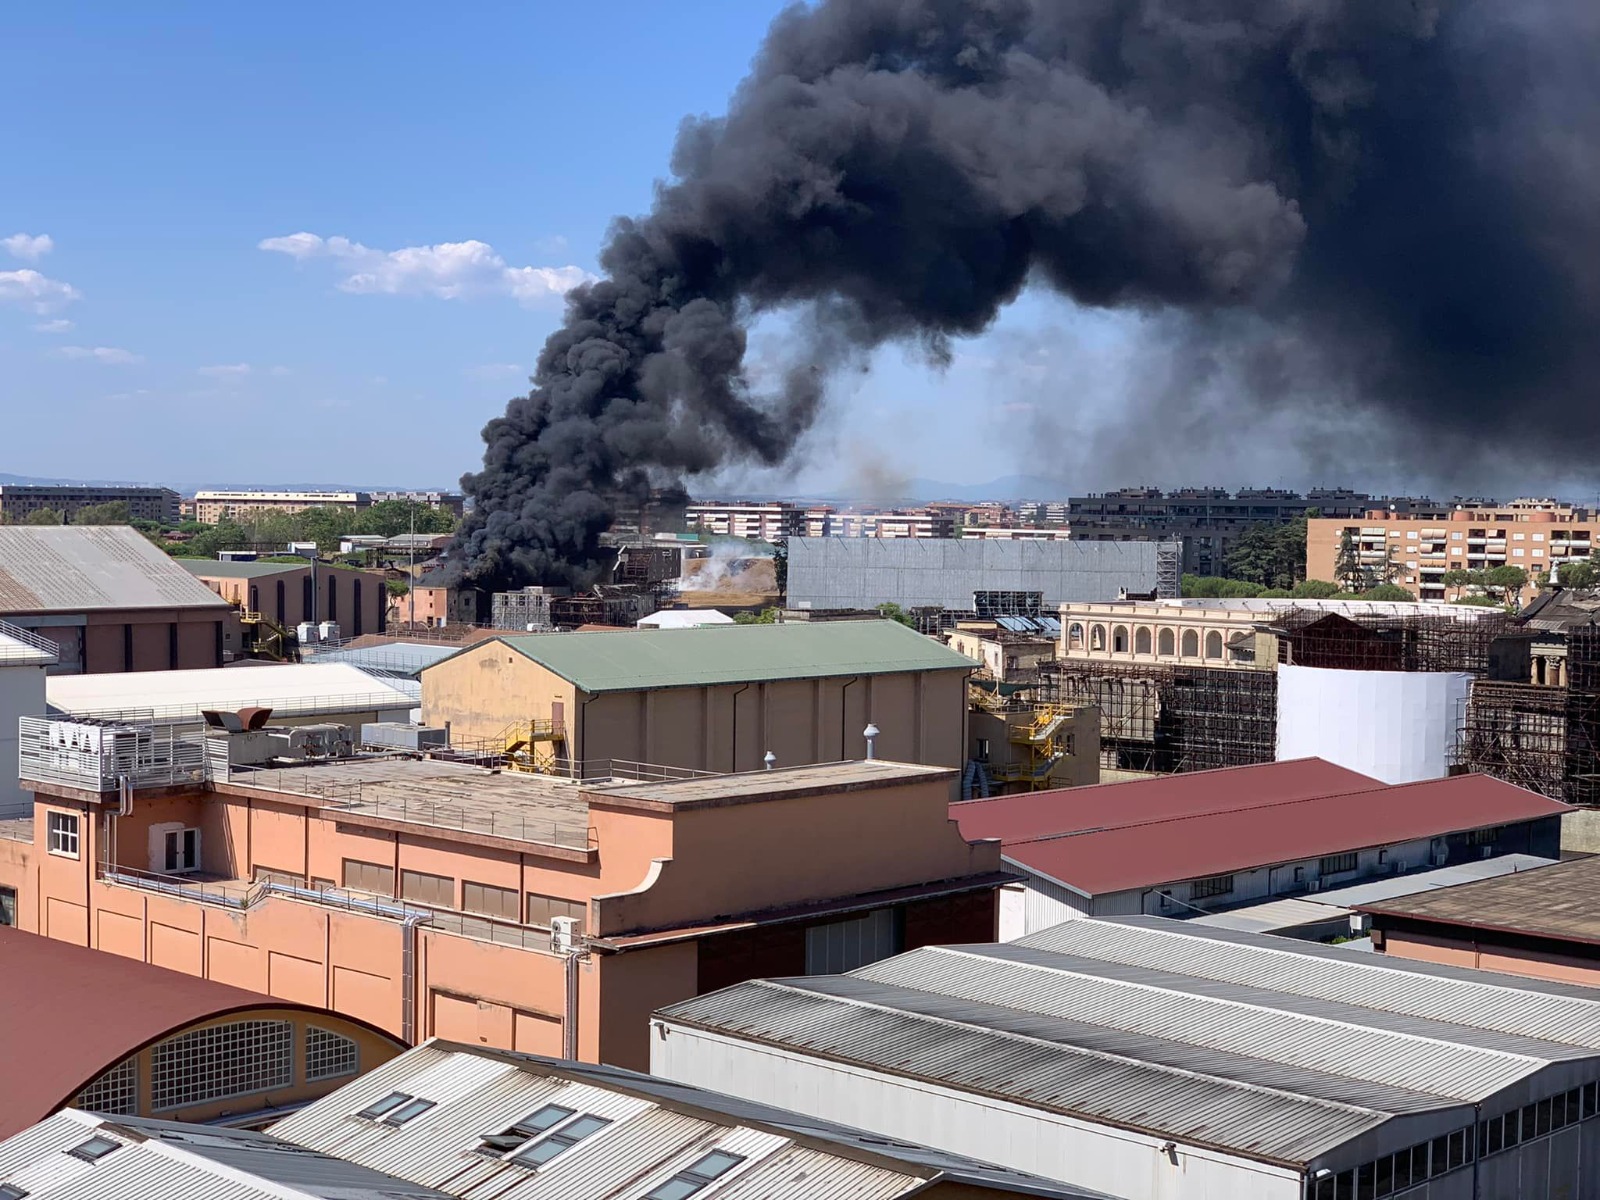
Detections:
[0, 526, 230, 614]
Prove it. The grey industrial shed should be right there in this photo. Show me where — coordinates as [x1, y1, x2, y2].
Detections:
[784, 537, 1180, 612]
[655, 915, 1600, 1200]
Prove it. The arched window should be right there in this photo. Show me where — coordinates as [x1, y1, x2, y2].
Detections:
[1134, 627, 1152, 655]
[1205, 630, 1224, 659]
[1181, 629, 1200, 657]
[1090, 624, 1106, 651]
[1158, 628, 1176, 657]
[306, 1026, 360, 1081]
[1112, 625, 1129, 653]
[151, 1019, 292, 1110]
[1068, 622, 1085, 649]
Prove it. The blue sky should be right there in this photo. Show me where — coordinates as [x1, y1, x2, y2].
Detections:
[0, 0, 1171, 496]
[1, 2, 1508, 500]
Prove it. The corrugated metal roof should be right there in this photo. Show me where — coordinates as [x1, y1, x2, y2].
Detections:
[477, 620, 974, 693]
[0, 1110, 449, 1200]
[47, 662, 413, 721]
[271, 1040, 1107, 1198]
[1355, 855, 1600, 943]
[974, 773, 1568, 897]
[308, 642, 463, 678]
[659, 915, 1600, 1166]
[0, 526, 231, 614]
[1186, 896, 1353, 935]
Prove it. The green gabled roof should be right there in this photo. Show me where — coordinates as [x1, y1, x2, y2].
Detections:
[491, 619, 975, 692]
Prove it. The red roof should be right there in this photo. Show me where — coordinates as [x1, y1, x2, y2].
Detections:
[952, 757, 1381, 844]
[951, 762, 1570, 897]
[0, 927, 395, 1137]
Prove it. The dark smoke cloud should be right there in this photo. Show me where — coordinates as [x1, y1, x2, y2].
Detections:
[456, 0, 1600, 588]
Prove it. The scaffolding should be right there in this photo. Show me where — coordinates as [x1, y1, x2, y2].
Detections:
[1271, 608, 1513, 676]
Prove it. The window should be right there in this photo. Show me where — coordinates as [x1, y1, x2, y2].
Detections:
[357, 1091, 435, 1125]
[0, 1183, 27, 1199]
[306, 1027, 359, 1082]
[343, 859, 395, 897]
[1112, 625, 1129, 653]
[644, 1150, 746, 1200]
[526, 892, 587, 932]
[1090, 625, 1106, 651]
[150, 1019, 292, 1110]
[164, 828, 200, 873]
[463, 881, 520, 921]
[1157, 628, 1175, 656]
[76, 1058, 138, 1115]
[47, 812, 79, 858]
[478, 1104, 573, 1154]
[974, 738, 991, 763]
[0, 885, 14, 927]
[1452, 531, 1463, 539]
[400, 869, 454, 907]
[1320, 852, 1358, 875]
[67, 1137, 121, 1163]
[1189, 874, 1234, 901]
[1134, 627, 1152, 655]
[1181, 629, 1199, 657]
[1204, 630, 1223, 660]
[806, 907, 902, 974]
[1467, 827, 1499, 847]
[510, 1113, 612, 1166]
[357, 1092, 412, 1120]
[1067, 622, 1084, 648]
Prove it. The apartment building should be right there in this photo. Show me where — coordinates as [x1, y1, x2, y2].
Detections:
[183, 559, 388, 638]
[1307, 499, 1598, 604]
[0, 726, 1005, 1072]
[822, 509, 958, 539]
[370, 490, 466, 517]
[684, 500, 806, 541]
[0, 484, 181, 524]
[193, 490, 371, 524]
[961, 526, 1072, 541]
[1069, 486, 1379, 575]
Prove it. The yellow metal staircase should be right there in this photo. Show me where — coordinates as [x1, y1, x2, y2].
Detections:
[500, 718, 567, 774]
[990, 703, 1077, 790]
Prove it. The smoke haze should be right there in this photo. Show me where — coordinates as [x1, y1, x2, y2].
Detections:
[456, 0, 1600, 587]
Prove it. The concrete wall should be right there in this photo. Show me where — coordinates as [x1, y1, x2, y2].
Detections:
[787, 537, 1174, 610]
[192, 566, 386, 638]
[0, 660, 47, 817]
[423, 645, 969, 770]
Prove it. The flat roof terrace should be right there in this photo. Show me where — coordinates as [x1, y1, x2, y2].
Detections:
[217, 756, 597, 850]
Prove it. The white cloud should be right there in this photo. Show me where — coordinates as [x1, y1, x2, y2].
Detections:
[258, 231, 591, 304]
[56, 345, 143, 365]
[104, 389, 151, 402]
[2, 233, 53, 261]
[0, 269, 80, 313]
[465, 362, 525, 380]
[198, 363, 252, 378]
[32, 318, 73, 333]
[268, 365, 292, 377]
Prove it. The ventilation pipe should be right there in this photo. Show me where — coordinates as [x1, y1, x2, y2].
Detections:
[763, 751, 776, 770]
[863, 723, 880, 760]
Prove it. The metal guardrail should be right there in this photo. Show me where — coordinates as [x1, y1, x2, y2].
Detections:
[0, 620, 60, 664]
[98, 866, 565, 954]
[18, 717, 209, 791]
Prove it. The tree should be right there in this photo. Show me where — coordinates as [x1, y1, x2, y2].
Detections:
[875, 602, 915, 627]
[21, 508, 62, 525]
[733, 607, 779, 625]
[1442, 565, 1529, 609]
[1333, 529, 1365, 592]
[1360, 583, 1415, 602]
[1453, 594, 1503, 607]
[1291, 579, 1342, 599]
[1217, 579, 1264, 598]
[72, 500, 131, 525]
[385, 579, 411, 597]
[1553, 557, 1600, 589]
[771, 538, 788, 598]
[1224, 519, 1307, 590]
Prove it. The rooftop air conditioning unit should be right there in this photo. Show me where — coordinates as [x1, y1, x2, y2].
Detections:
[296, 623, 320, 645]
[318, 621, 341, 642]
[550, 916, 578, 954]
[1306, 879, 1322, 893]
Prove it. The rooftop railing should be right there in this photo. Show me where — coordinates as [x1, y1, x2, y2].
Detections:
[18, 716, 208, 792]
[0, 620, 60, 665]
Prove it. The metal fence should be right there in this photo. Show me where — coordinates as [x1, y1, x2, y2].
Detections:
[0, 619, 59, 665]
[17, 717, 209, 792]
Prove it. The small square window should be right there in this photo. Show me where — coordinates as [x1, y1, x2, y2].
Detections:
[47, 812, 79, 859]
[0, 1185, 28, 1200]
[66, 1136, 120, 1163]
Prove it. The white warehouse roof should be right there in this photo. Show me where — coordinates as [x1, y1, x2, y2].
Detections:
[47, 662, 413, 722]
[657, 915, 1600, 1170]
[637, 608, 735, 628]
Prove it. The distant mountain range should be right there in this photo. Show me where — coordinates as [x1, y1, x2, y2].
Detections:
[0, 472, 458, 492]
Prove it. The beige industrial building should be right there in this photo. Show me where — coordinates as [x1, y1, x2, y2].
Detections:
[948, 619, 1058, 682]
[0, 484, 180, 524]
[422, 620, 975, 770]
[193, 490, 371, 524]
[183, 559, 387, 638]
[1307, 499, 1599, 604]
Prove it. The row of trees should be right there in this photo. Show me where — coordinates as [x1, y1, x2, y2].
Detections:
[0, 500, 139, 526]
[1181, 574, 1415, 602]
[161, 500, 458, 557]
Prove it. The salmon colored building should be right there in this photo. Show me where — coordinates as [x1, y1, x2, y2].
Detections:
[0, 720, 1004, 1072]
[1359, 855, 1600, 988]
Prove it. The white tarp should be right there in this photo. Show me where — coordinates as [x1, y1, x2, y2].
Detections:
[1276, 664, 1471, 784]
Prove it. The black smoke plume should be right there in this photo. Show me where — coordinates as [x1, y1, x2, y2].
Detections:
[456, 0, 1600, 588]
